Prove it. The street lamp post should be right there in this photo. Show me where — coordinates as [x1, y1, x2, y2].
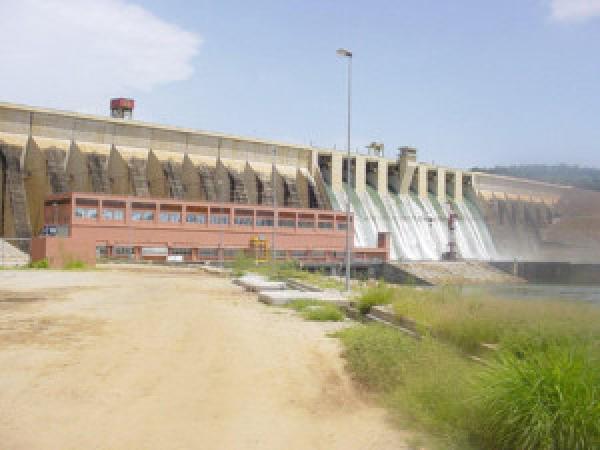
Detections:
[337, 48, 352, 291]
[217, 138, 224, 267]
[271, 145, 277, 272]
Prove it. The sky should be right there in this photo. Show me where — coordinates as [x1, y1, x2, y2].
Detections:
[1, 0, 599, 169]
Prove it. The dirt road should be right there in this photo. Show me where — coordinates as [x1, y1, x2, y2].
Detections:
[0, 268, 408, 449]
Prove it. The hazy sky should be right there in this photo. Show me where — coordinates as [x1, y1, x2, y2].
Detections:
[1, 0, 599, 169]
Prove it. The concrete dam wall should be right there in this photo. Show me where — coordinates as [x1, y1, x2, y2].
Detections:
[474, 172, 600, 262]
[1, 102, 599, 262]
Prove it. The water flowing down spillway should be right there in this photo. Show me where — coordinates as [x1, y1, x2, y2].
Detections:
[328, 184, 496, 261]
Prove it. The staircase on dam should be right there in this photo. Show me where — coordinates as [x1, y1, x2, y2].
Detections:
[198, 165, 217, 201]
[87, 153, 110, 193]
[311, 167, 332, 210]
[306, 175, 327, 209]
[255, 173, 274, 205]
[281, 177, 300, 207]
[228, 169, 248, 203]
[129, 158, 149, 197]
[45, 148, 68, 193]
[0, 239, 30, 267]
[163, 161, 185, 199]
[2, 147, 31, 239]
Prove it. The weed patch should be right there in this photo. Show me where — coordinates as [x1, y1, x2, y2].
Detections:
[286, 299, 344, 321]
[63, 260, 86, 270]
[337, 284, 600, 449]
[356, 282, 396, 314]
[28, 258, 49, 269]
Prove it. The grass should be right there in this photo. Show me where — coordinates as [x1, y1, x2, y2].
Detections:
[63, 259, 87, 270]
[286, 299, 344, 321]
[476, 345, 600, 450]
[335, 324, 478, 449]
[28, 258, 49, 269]
[356, 281, 396, 313]
[228, 256, 346, 290]
[341, 283, 600, 449]
[386, 285, 600, 355]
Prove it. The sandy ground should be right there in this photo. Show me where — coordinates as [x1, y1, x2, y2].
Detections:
[0, 268, 409, 450]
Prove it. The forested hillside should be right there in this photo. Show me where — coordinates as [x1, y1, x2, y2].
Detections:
[471, 164, 600, 191]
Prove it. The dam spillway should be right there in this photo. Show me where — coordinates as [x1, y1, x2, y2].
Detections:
[328, 185, 496, 261]
[1, 101, 600, 263]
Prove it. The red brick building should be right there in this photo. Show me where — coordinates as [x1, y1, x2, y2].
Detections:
[31, 192, 389, 267]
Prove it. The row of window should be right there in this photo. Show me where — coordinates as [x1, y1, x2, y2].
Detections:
[98, 246, 348, 258]
[77, 208, 347, 229]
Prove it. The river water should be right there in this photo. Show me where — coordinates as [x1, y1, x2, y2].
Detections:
[462, 284, 600, 304]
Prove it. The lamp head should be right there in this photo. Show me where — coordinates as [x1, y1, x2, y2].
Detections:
[336, 48, 352, 58]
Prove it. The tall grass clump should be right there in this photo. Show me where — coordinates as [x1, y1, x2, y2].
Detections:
[286, 300, 344, 321]
[28, 258, 49, 269]
[228, 255, 257, 276]
[473, 345, 600, 450]
[336, 324, 478, 449]
[338, 285, 600, 448]
[357, 281, 397, 313]
[63, 259, 86, 270]
[391, 286, 600, 355]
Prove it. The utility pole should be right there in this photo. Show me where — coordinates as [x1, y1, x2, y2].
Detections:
[271, 145, 277, 272]
[337, 48, 353, 291]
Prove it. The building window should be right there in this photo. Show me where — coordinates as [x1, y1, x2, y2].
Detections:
[274, 250, 287, 259]
[312, 250, 325, 257]
[170, 248, 192, 256]
[75, 207, 97, 219]
[337, 223, 347, 230]
[160, 212, 181, 223]
[96, 246, 108, 257]
[186, 213, 207, 224]
[291, 250, 307, 258]
[278, 219, 295, 228]
[210, 215, 229, 225]
[132, 211, 154, 221]
[256, 218, 274, 227]
[234, 216, 253, 226]
[199, 248, 218, 257]
[102, 209, 124, 221]
[114, 246, 134, 256]
[224, 248, 243, 257]
[297, 221, 314, 228]
[318, 222, 333, 229]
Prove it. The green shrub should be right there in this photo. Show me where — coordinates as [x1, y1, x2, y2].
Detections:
[301, 303, 344, 321]
[286, 299, 323, 312]
[473, 345, 600, 450]
[357, 281, 396, 314]
[28, 258, 49, 269]
[286, 300, 344, 321]
[335, 324, 477, 449]
[63, 259, 86, 270]
[227, 254, 256, 275]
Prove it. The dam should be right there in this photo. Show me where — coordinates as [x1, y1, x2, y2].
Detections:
[1, 101, 599, 264]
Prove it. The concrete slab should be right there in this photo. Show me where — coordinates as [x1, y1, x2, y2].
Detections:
[258, 290, 349, 306]
[234, 274, 286, 292]
[202, 266, 233, 276]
